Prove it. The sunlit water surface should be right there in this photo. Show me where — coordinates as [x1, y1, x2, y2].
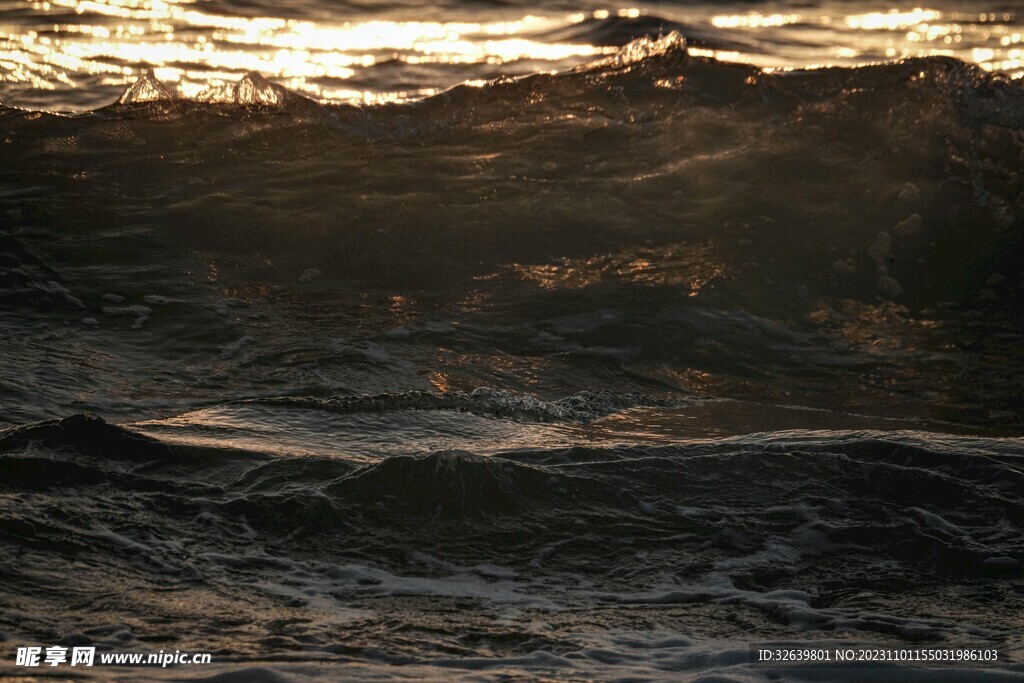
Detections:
[3, 0, 1024, 681]
[1, 0, 1023, 110]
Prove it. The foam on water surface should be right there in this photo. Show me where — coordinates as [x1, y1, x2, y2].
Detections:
[1, 7, 1023, 680]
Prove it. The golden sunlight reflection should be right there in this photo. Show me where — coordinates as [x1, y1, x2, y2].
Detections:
[704, 7, 1023, 76]
[0, 1, 1022, 109]
[843, 8, 942, 30]
[1, 0, 611, 107]
[711, 14, 802, 29]
[505, 243, 726, 296]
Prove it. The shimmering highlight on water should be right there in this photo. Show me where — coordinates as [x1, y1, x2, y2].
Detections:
[1, 0, 1022, 111]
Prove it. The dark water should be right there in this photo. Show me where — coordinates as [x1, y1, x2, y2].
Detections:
[2, 1, 1024, 680]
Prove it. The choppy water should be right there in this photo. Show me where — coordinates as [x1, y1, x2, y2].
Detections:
[2, 0, 1023, 110]
[1, 0, 1024, 680]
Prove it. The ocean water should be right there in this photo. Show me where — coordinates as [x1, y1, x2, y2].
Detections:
[1, 0, 1024, 680]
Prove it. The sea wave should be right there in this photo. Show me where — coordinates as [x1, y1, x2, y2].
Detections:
[235, 388, 687, 422]
[2, 36, 1022, 430]
[4, 36, 1020, 300]
[2, 14, 1024, 682]
[3, 415, 1021, 631]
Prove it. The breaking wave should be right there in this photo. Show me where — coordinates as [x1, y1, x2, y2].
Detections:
[2, 35, 1022, 430]
[2, 32, 1024, 681]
